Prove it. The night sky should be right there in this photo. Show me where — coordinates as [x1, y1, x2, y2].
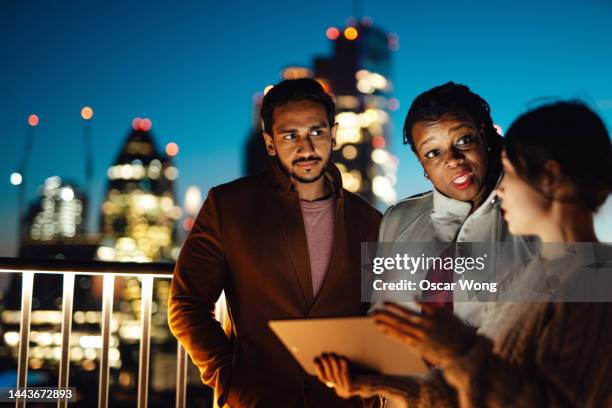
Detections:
[1, 0, 611, 255]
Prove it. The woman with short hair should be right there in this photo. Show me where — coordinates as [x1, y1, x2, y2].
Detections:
[372, 82, 531, 325]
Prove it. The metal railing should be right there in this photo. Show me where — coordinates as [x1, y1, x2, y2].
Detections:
[0, 257, 192, 408]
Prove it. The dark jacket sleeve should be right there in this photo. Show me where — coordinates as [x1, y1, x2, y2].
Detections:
[168, 188, 233, 404]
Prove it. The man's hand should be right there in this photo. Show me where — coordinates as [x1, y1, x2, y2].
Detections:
[314, 353, 382, 400]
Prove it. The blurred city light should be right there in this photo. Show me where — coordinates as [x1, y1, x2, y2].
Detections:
[96, 246, 116, 261]
[494, 124, 504, 136]
[341, 145, 358, 160]
[372, 175, 397, 203]
[387, 32, 400, 51]
[163, 166, 179, 180]
[386, 98, 400, 111]
[372, 135, 386, 149]
[315, 77, 331, 94]
[355, 69, 390, 93]
[182, 217, 194, 231]
[344, 27, 358, 40]
[4, 331, 20, 347]
[80, 106, 94, 120]
[368, 73, 388, 89]
[28, 114, 39, 127]
[132, 117, 142, 130]
[335, 95, 359, 110]
[335, 112, 361, 146]
[326, 27, 340, 40]
[60, 187, 75, 201]
[252, 92, 264, 104]
[282, 66, 313, 80]
[360, 109, 379, 127]
[356, 78, 375, 94]
[165, 142, 179, 157]
[371, 149, 389, 164]
[10, 172, 22, 186]
[131, 117, 152, 131]
[184, 185, 202, 216]
[341, 169, 362, 193]
[140, 118, 152, 131]
[361, 16, 373, 26]
[355, 69, 369, 80]
[45, 176, 61, 189]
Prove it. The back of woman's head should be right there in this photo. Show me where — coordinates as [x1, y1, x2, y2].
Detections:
[505, 100, 612, 211]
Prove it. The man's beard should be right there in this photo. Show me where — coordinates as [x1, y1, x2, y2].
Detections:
[276, 155, 328, 184]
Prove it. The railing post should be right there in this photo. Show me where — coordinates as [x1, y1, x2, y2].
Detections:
[212, 292, 228, 408]
[16, 272, 34, 408]
[57, 274, 75, 408]
[137, 276, 154, 408]
[175, 344, 188, 408]
[98, 275, 115, 408]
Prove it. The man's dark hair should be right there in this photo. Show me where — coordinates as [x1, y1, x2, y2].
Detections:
[505, 100, 612, 211]
[260, 78, 335, 135]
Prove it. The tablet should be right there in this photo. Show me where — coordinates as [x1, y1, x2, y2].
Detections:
[269, 316, 428, 376]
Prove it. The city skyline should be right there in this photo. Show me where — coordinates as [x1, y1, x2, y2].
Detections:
[2, 0, 612, 256]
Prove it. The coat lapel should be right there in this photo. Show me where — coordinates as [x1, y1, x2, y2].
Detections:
[274, 192, 314, 310]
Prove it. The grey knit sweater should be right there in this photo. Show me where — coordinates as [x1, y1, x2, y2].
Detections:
[364, 249, 612, 407]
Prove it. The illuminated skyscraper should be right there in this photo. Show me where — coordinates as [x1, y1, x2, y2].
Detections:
[244, 19, 399, 207]
[315, 18, 399, 205]
[98, 118, 181, 262]
[24, 176, 86, 241]
[17, 175, 99, 262]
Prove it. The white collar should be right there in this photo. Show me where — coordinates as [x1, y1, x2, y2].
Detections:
[430, 173, 502, 224]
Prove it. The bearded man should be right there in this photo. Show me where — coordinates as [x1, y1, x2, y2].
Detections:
[169, 78, 381, 407]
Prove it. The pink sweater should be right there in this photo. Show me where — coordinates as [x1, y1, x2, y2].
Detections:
[300, 196, 336, 298]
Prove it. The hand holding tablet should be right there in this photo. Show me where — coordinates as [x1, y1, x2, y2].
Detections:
[269, 315, 429, 377]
